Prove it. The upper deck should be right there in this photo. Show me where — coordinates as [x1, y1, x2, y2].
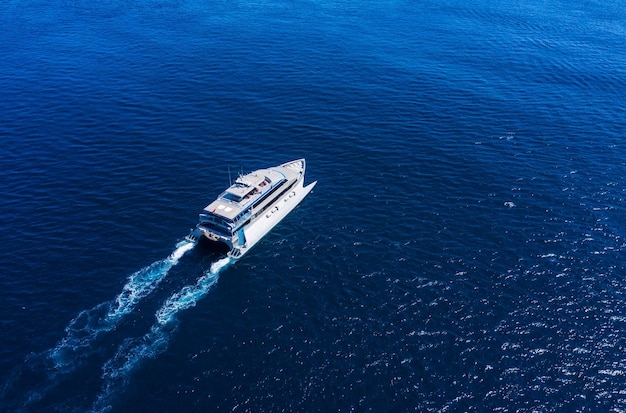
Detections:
[201, 159, 305, 223]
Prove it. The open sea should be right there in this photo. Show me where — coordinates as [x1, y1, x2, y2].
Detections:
[2, 0, 626, 411]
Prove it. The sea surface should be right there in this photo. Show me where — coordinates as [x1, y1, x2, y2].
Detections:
[1, 0, 626, 411]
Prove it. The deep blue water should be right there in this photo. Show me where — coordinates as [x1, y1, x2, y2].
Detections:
[2, 0, 626, 411]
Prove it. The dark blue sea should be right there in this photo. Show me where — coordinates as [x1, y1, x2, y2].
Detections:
[2, 0, 626, 411]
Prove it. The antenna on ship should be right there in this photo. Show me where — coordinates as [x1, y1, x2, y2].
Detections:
[228, 166, 232, 186]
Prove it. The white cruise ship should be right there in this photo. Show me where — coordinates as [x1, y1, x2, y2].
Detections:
[188, 159, 316, 259]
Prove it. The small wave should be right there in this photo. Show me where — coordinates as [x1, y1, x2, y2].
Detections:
[91, 256, 232, 413]
[599, 369, 626, 377]
[49, 240, 195, 372]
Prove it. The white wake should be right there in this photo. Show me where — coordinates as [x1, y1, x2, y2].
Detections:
[91, 256, 233, 412]
[49, 240, 196, 372]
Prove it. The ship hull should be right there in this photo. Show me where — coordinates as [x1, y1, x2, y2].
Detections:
[230, 178, 316, 258]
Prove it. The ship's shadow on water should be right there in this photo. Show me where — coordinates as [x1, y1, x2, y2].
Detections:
[194, 236, 231, 257]
[0, 239, 231, 413]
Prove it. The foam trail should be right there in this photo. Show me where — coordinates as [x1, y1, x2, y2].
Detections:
[92, 257, 233, 413]
[49, 240, 196, 372]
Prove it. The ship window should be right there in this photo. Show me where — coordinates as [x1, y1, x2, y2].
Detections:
[199, 222, 230, 236]
[223, 193, 242, 202]
[252, 179, 288, 207]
